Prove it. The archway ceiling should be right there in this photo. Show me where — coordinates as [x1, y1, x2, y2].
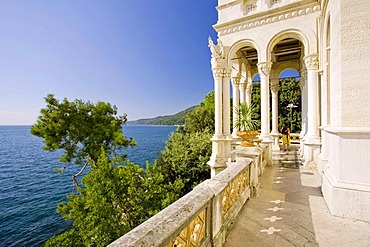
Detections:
[232, 38, 303, 67]
[272, 38, 302, 62]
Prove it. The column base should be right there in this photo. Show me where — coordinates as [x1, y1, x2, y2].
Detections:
[270, 132, 280, 151]
[259, 133, 272, 142]
[209, 134, 233, 177]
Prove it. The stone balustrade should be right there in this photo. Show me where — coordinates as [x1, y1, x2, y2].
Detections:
[108, 145, 268, 247]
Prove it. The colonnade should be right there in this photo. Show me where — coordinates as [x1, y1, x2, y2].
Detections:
[207, 39, 321, 176]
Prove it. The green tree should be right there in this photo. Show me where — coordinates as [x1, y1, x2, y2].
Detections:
[158, 92, 213, 196]
[46, 154, 183, 246]
[278, 78, 301, 133]
[32, 95, 183, 246]
[31, 94, 136, 186]
[185, 91, 215, 133]
[251, 78, 301, 133]
[158, 131, 212, 196]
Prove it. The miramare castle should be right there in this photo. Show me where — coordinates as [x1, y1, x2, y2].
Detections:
[208, 0, 370, 222]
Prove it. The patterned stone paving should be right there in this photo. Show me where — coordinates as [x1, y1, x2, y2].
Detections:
[224, 146, 370, 247]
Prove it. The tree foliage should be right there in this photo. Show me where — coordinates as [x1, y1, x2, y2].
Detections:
[158, 131, 212, 196]
[158, 92, 214, 196]
[185, 91, 215, 133]
[127, 106, 197, 126]
[252, 78, 301, 133]
[32, 95, 183, 246]
[46, 153, 183, 246]
[31, 94, 136, 165]
[278, 77, 302, 133]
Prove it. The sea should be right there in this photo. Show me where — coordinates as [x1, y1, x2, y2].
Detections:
[0, 125, 177, 247]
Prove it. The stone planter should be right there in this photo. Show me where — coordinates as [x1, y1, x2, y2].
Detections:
[236, 130, 259, 147]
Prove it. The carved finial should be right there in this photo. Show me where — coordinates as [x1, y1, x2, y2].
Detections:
[208, 37, 224, 59]
[217, 38, 225, 58]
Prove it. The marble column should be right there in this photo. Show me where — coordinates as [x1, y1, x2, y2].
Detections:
[239, 80, 247, 104]
[232, 75, 241, 138]
[213, 68, 224, 137]
[257, 62, 272, 141]
[246, 80, 253, 107]
[208, 66, 226, 177]
[304, 54, 320, 143]
[300, 69, 307, 139]
[223, 68, 233, 162]
[270, 79, 280, 150]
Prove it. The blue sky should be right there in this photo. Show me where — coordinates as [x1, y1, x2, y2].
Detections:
[0, 1, 219, 125]
[0, 1, 299, 125]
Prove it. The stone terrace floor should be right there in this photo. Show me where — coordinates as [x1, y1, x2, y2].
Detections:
[224, 146, 370, 247]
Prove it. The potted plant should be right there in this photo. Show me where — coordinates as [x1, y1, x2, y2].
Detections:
[234, 102, 260, 147]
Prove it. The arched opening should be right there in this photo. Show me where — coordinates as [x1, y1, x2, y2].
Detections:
[270, 38, 304, 134]
[277, 69, 301, 133]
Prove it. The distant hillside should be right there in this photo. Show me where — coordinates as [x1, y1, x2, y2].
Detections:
[127, 106, 197, 126]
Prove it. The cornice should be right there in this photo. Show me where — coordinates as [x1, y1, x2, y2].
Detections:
[214, 2, 320, 36]
[216, 0, 242, 10]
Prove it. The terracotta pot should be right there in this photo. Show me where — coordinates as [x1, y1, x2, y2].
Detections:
[236, 130, 259, 147]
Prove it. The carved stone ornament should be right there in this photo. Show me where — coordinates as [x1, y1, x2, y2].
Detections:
[232, 75, 241, 86]
[208, 36, 225, 59]
[304, 54, 319, 70]
[240, 80, 247, 91]
[270, 83, 279, 93]
[246, 82, 253, 92]
[212, 68, 224, 79]
[223, 68, 232, 79]
[257, 62, 272, 77]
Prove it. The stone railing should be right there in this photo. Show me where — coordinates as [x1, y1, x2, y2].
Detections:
[108, 146, 267, 247]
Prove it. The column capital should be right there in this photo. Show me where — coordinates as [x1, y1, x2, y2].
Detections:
[223, 68, 232, 79]
[232, 74, 241, 86]
[270, 82, 279, 93]
[212, 68, 224, 80]
[257, 62, 272, 77]
[246, 81, 253, 92]
[303, 54, 319, 70]
[239, 80, 247, 91]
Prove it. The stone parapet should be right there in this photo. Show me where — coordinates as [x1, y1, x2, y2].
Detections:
[109, 146, 268, 247]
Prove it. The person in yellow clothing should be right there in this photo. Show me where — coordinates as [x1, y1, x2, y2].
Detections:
[281, 123, 291, 151]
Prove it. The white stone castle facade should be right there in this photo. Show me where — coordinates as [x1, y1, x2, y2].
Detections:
[208, 0, 370, 222]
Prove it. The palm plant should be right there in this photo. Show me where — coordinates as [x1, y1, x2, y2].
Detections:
[234, 102, 259, 131]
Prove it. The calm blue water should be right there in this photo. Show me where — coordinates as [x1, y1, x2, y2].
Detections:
[0, 125, 176, 247]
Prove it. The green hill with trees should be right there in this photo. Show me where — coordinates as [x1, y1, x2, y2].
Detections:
[127, 106, 197, 126]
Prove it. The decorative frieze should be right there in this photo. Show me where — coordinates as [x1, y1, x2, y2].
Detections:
[304, 54, 319, 70]
[216, 4, 320, 36]
[257, 62, 272, 77]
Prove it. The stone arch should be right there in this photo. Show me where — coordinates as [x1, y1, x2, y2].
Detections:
[270, 61, 300, 79]
[266, 29, 314, 61]
[227, 39, 261, 69]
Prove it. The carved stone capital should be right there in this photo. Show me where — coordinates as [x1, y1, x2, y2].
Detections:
[212, 68, 224, 80]
[270, 83, 279, 93]
[257, 62, 272, 77]
[246, 82, 253, 92]
[232, 75, 241, 87]
[304, 54, 319, 70]
[223, 68, 232, 79]
[239, 81, 247, 91]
